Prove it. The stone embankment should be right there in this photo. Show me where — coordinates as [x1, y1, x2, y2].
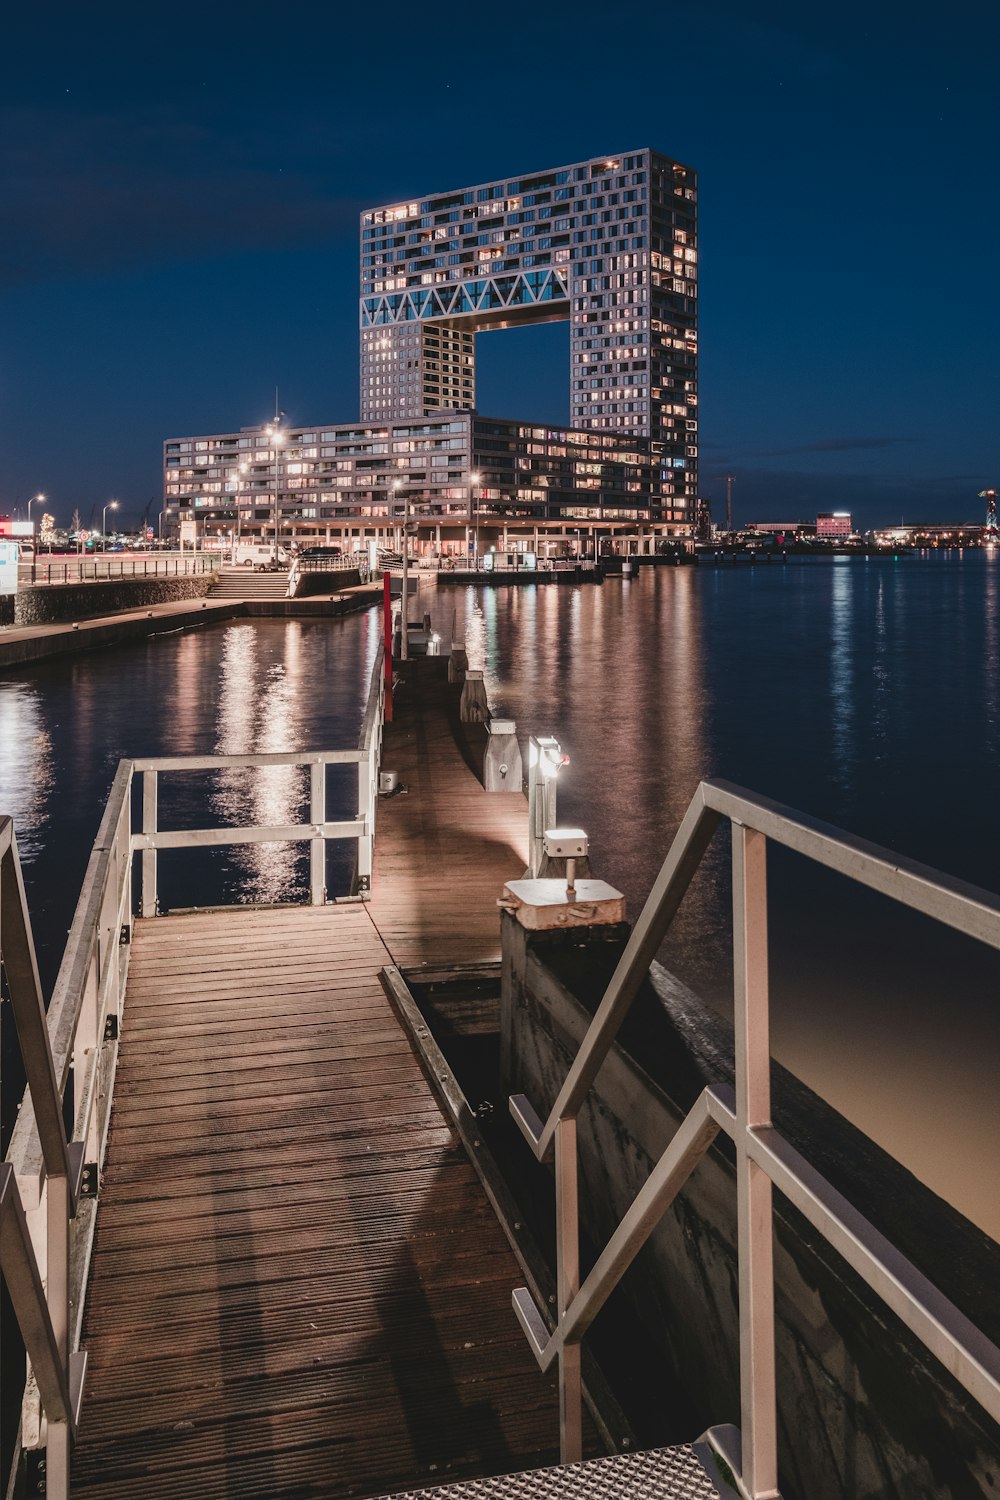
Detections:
[4, 575, 214, 627]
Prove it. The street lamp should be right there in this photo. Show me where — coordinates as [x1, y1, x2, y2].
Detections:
[103, 499, 119, 538]
[265, 423, 284, 560]
[231, 462, 249, 559]
[469, 471, 482, 569]
[27, 493, 45, 531]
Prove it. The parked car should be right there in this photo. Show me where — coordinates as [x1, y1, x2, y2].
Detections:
[299, 546, 343, 561]
[230, 543, 290, 571]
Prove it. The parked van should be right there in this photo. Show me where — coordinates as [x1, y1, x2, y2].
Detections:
[229, 544, 289, 572]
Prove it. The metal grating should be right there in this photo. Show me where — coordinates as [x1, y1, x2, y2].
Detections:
[380, 1445, 724, 1500]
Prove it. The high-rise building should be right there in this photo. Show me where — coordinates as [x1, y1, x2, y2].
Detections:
[360, 149, 698, 520]
[164, 149, 698, 550]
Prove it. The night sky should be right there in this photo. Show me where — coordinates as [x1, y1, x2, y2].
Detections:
[2, 0, 997, 532]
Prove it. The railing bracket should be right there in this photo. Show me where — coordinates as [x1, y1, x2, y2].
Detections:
[103, 1013, 119, 1042]
[79, 1161, 99, 1200]
[25, 1448, 45, 1495]
[66, 1140, 87, 1214]
[119, 923, 131, 945]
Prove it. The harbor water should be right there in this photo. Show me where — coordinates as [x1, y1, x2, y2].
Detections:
[2, 553, 1000, 1239]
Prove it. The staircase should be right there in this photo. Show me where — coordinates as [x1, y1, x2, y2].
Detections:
[207, 565, 291, 600]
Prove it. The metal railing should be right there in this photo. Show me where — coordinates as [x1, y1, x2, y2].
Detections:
[2, 645, 385, 1495]
[3, 764, 133, 1500]
[135, 647, 385, 913]
[294, 554, 367, 573]
[21, 555, 216, 586]
[509, 778, 1000, 1499]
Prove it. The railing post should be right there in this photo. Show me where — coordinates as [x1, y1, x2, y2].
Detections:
[141, 770, 158, 916]
[310, 759, 326, 905]
[356, 754, 372, 895]
[555, 1117, 583, 1463]
[44, 1171, 71, 1500]
[733, 823, 779, 1500]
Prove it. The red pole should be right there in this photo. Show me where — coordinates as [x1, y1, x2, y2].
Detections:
[383, 570, 393, 722]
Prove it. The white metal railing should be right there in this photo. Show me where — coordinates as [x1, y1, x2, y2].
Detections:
[134, 646, 385, 913]
[2, 645, 385, 1496]
[509, 778, 1000, 1499]
[2, 769, 132, 1500]
[22, 555, 216, 586]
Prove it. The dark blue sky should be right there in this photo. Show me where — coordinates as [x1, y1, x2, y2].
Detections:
[2, 0, 996, 531]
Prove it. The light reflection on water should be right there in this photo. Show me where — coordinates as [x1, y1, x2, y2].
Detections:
[0, 684, 55, 862]
[211, 623, 308, 904]
[446, 556, 1000, 1241]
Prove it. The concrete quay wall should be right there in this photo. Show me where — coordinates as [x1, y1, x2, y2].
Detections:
[500, 917, 1000, 1500]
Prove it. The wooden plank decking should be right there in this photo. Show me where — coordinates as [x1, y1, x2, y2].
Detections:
[369, 657, 527, 970]
[71, 664, 558, 1499]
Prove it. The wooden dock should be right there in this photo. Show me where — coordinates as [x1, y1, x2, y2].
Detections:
[71, 659, 559, 1499]
[369, 657, 528, 971]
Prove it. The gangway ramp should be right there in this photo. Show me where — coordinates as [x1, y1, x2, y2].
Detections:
[70, 904, 569, 1499]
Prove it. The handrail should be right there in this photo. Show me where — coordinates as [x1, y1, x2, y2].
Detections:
[1, 818, 90, 1500]
[135, 643, 385, 913]
[510, 776, 1000, 1499]
[25, 555, 215, 586]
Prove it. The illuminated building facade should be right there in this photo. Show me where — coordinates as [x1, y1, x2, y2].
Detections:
[816, 512, 853, 539]
[163, 412, 671, 553]
[164, 147, 698, 549]
[361, 149, 698, 521]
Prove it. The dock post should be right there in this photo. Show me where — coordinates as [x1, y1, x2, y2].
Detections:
[383, 572, 393, 721]
[309, 759, 326, 905]
[484, 718, 522, 791]
[141, 770, 158, 916]
[460, 669, 489, 723]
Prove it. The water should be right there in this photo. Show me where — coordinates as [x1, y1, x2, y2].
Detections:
[3, 556, 1000, 1239]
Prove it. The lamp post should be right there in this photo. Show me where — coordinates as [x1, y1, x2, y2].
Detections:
[27, 493, 44, 532]
[102, 499, 119, 540]
[231, 462, 249, 560]
[469, 470, 481, 569]
[265, 423, 284, 561]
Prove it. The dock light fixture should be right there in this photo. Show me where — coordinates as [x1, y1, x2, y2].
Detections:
[102, 499, 119, 535]
[543, 828, 589, 901]
[527, 735, 570, 877]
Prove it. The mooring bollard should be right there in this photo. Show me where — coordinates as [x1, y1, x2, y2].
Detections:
[484, 718, 522, 791]
[460, 668, 489, 723]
